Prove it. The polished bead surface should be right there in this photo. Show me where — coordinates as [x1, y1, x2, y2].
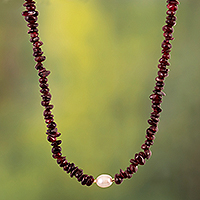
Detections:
[95, 174, 113, 188]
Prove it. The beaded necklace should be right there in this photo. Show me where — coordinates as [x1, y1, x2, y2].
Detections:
[22, 0, 180, 188]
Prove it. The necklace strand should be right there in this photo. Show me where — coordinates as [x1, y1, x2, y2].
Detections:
[22, 0, 180, 188]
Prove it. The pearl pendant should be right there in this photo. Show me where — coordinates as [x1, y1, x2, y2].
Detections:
[95, 174, 113, 188]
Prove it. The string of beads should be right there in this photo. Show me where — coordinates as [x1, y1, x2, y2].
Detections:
[22, 0, 179, 187]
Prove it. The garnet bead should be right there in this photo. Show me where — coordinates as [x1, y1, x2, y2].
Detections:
[167, 4, 178, 11]
[35, 62, 43, 70]
[130, 158, 139, 166]
[86, 176, 94, 186]
[129, 164, 138, 173]
[114, 174, 123, 185]
[51, 140, 62, 147]
[57, 156, 66, 165]
[141, 143, 149, 150]
[26, 5, 36, 11]
[70, 167, 78, 178]
[47, 135, 56, 143]
[144, 149, 152, 159]
[66, 163, 75, 173]
[52, 153, 62, 159]
[52, 146, 61, 154]
[75, 169, 83, 178]
[33, 41, 43, 47]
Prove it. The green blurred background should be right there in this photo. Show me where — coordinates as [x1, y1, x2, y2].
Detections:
[0, 0, 200, 199]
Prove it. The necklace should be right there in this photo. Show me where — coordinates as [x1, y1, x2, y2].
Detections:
[22, 0, 180, 188]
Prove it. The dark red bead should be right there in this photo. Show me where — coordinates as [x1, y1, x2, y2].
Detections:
[148, 119, 158, 126]
[46, 105, 53, 109]
[60, 159, 68, 167]
[47, 122, 57, 129]
[51, 140, 62, 147]
[26, 5, 36, 11]
[33, 47, 42, 53]
[81, 175, 89, 185]
[86, 176, 94, 186]
[166, 15, 177, 21]
[39, 77, 48, 83]
[27, 23, 38, 28]
[33, 51, 43, 57]
[27, 10, 39, 17]
[40, 83, 49, 88]
[166, 10, 176, 16]
[77, 174, 84, 182]
[66, 163, 75, 173]
[28, 28, 38, 33]
[153, 90, 166, 96]
[52, 153, 62, 159]
[162, 25, 174, 33]
[162, 41, 172, 50]
[155, 77, 164, 82]
[44, 114, 54, 119]
[35, 56, 46, 62]
[30, 37, 39, 43]
[141, 143, 149, 150]
[45, 119, 54, 124]
[166, 19, 176, 26]
[25, 15, 37, 23]
[129, 164, 138, 173]
[154, 87, 162, 91]
[135, 153, 146, 165]
[163, 32, 174, 40]
[149, 125, 158, 133]
[47, 127, 57, 134]
[75, 169, 83, 178]
[52, 146, 61, 154]
[126, 167, 132, 174]
[146, 129, 155, 137]
[33, 41, 43, 48]
[162, 53, 171, 60]
[35, 62, 43, 70]
[42, 94, 51, 101]
[169, 0, 179, 4]
[41, 100, 49, 106]
[44, 108, 52, 117]
[144, 149, 152, 159]
[145, 140, 154, 146]
[30, 32, 38, 38]
[158, 71, 168, 78]
[130, 159, 139, 166]
[114, 174, 123, 185]
[151, 116, 159, 123]
[47, 135, 56, 143]
[63, 163, 70, 171]
[167, 4, 178, 11]
[23, 2, 35, 7]
[152, 99, 162, 105]
[127, 173, 133, 179]
[153, 106, 162, 113]
[56, 156, 65, 164]
[38, 70, 50, 78]
[149, 94, 162, 100]
[70, 167, 78, 178]
[119, 169, 128, 179]
[40, 88, 49, 94]
[145, 135, 155, 141]
[151, 111, 160, 118]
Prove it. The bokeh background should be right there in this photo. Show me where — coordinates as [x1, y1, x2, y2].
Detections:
[0, 0, 200, 200]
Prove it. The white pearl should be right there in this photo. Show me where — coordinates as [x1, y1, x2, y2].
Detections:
[95, 174, 113, 188]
